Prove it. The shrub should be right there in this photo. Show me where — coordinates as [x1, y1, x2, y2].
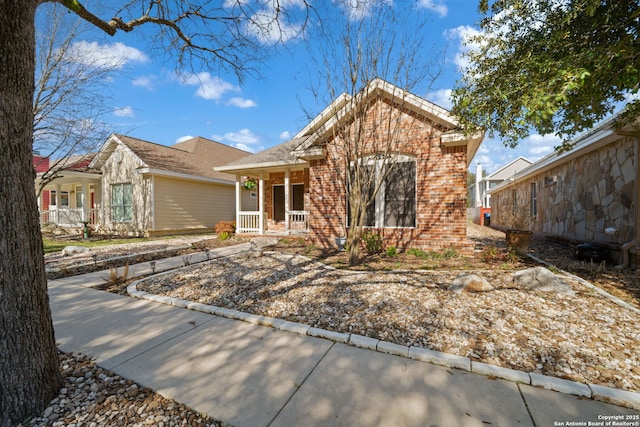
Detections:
[441, 248, 459, 259]
[480, 246, 501, 263]
[362, 231, 383, 254]
[407, 248, 428, 259]
[215, 220, 236, 241]
[386, 246, 398, 257]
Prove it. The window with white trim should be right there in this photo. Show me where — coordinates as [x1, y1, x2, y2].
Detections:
[111, 183, 132, 222]
[350, 154, 416, 228]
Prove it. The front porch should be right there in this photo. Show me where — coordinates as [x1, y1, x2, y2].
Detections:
[237, 210, 310, 234]
[234, 169, 310, 235]
[40, 208, 98, 227]
[36, 170, 101, 228]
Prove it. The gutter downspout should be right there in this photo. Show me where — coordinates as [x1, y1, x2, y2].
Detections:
[616, 135, 640, 269]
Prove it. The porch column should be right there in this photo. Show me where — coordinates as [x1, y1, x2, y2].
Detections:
[82, 181, 90, 222]
[284, 169, 290, 231]
[55, 184, 61, 207]
[258, 172, 265, 235]
[235, 175, 241, 231]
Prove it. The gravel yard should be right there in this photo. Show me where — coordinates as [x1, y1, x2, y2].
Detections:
[137, 248, 640, 393]
[30, 225, 639, 425]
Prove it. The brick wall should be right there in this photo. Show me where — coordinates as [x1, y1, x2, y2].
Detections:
[307, 97, 472, 253]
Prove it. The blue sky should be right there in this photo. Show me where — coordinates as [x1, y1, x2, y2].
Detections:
[38, 0, 564, 176]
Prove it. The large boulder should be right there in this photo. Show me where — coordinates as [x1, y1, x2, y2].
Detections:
[448, 274, 494, 294]
[512, 267, 573, 294]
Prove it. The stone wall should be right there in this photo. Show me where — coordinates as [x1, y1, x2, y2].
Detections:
[491, 136, 637, 247]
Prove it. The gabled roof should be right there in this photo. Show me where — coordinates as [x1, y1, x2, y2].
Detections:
[216, 78, 484, 174]
[482, 157, 533, 182]
[216, 137, 309, 174]
[90, 134, 251, 182]
[294, 78, 462, 151]
[491, 111, 639, 193]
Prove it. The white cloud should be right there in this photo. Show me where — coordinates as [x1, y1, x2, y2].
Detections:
[444, 25, 482, 70]
[335, 0, 393, 21]
[113, 106, 134, 118]
[522, 133, 560, 159]
[417, 0, 448, 17]
[232, 143, 255, 152]
[132, 75, 156, 90]
[212, 128, 261, 145]
[227, 97, 257, 108]
[175, 135, 194, 143]
[179, 72, 239, 100]
[427, 89, 453, 109]
[67, 41, 148, 69]
[247, 11, 304, 45]
[279, 131, 291, 140]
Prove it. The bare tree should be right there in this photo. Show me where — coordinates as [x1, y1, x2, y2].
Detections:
[303, 0, 445, 265]
[33, 3, 117, 195]
[0, 1, 310, 425]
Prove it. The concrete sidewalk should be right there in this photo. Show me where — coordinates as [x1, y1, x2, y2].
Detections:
[48, 245, 640, 427]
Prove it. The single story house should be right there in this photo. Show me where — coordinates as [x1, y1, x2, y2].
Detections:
[489, 112, 639, 267]
[37, 134, 253, 236]
[216, 78, 483, 252]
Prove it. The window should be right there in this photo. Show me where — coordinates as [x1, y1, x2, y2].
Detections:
[111, 183, 132, 222]
[530, 182, 537, 219]
[384, 161, 416, 227]
[349, 155, 416, 228]
[50, 190, 56, 206]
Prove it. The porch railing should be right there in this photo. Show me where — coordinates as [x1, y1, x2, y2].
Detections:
[237, 211, 261, 233]
[40, 208, 97, 227]
[287, 210, 310, 231]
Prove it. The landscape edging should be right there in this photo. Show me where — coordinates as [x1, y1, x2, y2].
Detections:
[127, 264, 640, 411]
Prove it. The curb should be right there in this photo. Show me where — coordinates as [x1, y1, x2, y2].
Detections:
[128, 271, 640, 411]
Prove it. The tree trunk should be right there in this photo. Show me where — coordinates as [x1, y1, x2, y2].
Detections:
[0, 1, 63, 425]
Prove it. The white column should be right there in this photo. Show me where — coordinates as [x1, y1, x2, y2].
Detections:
[258, 173, 265, 235]
[82, 181, 90, 221]
[475, 162, 482, 208]
[235, 175, 241, 231]
[284, 169, 291, 231]
[55, 184, 61, 207]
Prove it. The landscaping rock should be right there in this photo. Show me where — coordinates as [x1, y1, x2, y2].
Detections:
[448, 273, 494, 293]
[512, 266, 574, 294]
[61, 246, 91, 256]
[251, 237, 279, 249]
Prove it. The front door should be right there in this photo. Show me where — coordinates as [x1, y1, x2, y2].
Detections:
[273, 184, 304, 222]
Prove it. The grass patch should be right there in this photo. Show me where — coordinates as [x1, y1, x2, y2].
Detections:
[42, 237, 153, 254]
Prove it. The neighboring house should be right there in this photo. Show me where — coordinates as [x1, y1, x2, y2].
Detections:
[35, 153, 100, 227]
[37, 134, 252, 236]
[468, 157, 532, 225]
[490, 112, 639, 267]
[33, 154, 51, 210]
[216, 78, 483, 252]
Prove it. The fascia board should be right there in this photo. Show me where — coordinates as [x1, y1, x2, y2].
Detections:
[136, 168, 234, 186]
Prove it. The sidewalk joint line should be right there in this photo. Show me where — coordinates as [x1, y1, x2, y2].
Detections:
[266, 341, 336, 427]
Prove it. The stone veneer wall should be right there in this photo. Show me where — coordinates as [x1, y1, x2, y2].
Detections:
[308, 97, 471, 253]
[491, 136, 637, 247]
